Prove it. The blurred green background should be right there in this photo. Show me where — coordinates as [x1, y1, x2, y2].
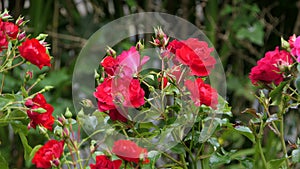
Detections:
[1, 0, 300, 168]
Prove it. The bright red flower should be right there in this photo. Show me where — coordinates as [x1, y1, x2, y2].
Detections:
[18, 38, 51, 69]
[25, 93, 54, 130]
[32, 140, 64, 169]
[0, 31, 8, 51]
[1, 21, 19, 39]
[108, 109, 128, 122]
[112, 140, 149, 164]
[90, 155, 122, 169]
[168, 38, 216, 77]
[249, 47, 293, 85]
[184, 78, 218, 109]
[101, 56, 119, 76]
[94, 78, 115, 112]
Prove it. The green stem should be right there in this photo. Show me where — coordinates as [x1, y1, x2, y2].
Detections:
[180, 154, 188, 169]
[279, 116, 289, 167]
[257, 138, 268, 169]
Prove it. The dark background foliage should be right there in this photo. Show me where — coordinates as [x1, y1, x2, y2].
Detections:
[1, 0, 299, 168]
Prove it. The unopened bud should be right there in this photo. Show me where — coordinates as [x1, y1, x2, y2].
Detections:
[80, 99, 94, 108]
[63, 128, 70, 138]
[51, 159, 60, 167]
[1, 10, 12, 20]
[64, 107, 72, 118]
[16, 16, 25, 26]
[136, 40, 144, 51]
[106, 46, 116, 57]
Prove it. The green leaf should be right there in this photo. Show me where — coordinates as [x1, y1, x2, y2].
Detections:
[292, 148, 300, 163]
[233, 125, 255, 143]
[0, 153, 8, 169]
[18, 132, 32, 161]
[171, 143, 186, 154]
[236, 22, 264, 46]
[209, 152, 231, 166]
[266, 158, 285, 169]
[270, 81, 288, 105]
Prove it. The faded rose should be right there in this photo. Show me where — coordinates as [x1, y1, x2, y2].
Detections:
[112, 140, 149, 164]
[32, 140, 64, 169]
[18, 38, 51, 69]
[90, 155, 122, 169]
[185, 78, 218, 109]
[249, 47, 293, 85]
[25, 93, 54, 130]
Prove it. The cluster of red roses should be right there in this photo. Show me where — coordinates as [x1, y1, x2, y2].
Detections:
[94, 37, 219, 124]
[249, 34, 300, 86]
[94, 46, 149, 122]
[0, 16, 19, 51]
[167, 38, 218, 109]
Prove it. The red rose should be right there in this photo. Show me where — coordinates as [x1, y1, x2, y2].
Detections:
[249, 47, 293, 85]
[167, 38, 216, 77]
[90, 155, 122, 169]
[32, 140, 64, 169]
[184, 78, 218, 109]
[112, 78, 145, 108]
[101, 56, 119, 76]
[0, 31, 8, 51]
[108, 109, 128, 122]
[18, 38, 51, 69]
[1, 21, 19, 39]
[167, 39, 184, 54]
[25, 93, 54, 130]
[112, 140, 149, 164]
[94, 78, 116, 112]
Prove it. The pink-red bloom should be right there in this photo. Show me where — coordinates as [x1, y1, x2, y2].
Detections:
[185, 78, 218, 109]
[168, 38, 216, 76]
[112, 140, 149, 164]
[18, 38, 51, 69]
[249, 47, 293, 85]
[112, 78, 145, 108]
[90, 155, 122, 169]
[25, 93, 54, 130]
[115, 46, 149, 77]
[32, 140, 64, 169]
[290, 35, 300, 62]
